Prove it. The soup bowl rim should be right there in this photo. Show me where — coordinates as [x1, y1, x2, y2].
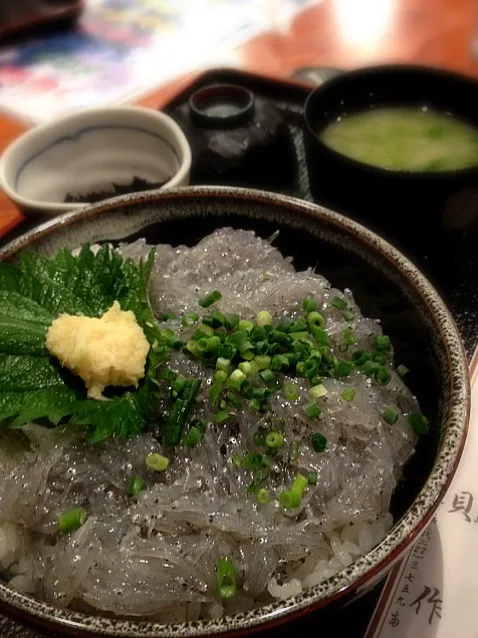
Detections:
[304, 63, 478, 179]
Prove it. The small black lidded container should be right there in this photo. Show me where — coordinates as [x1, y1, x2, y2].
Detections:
[303, 65, 478, 253]
[179, 83, 296, 190]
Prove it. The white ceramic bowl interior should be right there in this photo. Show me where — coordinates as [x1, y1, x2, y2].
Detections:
[0, 107, 192, 215]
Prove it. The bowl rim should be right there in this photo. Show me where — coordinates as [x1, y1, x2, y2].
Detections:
[0, 106, 192, 214]
[0, 186, 470, 637]
[304, 63, 478, 179]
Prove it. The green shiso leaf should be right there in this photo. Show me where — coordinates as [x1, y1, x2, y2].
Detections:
[0, 244, 164, 443]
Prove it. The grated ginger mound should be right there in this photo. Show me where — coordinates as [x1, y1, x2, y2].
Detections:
[46, 301, 150, 400]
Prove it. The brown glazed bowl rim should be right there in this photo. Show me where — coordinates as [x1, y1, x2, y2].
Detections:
[304, 63, 478, 180]
[0, 186, 470, 637]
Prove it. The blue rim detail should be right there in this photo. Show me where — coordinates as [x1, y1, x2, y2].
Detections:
[15, 124, 181, 191]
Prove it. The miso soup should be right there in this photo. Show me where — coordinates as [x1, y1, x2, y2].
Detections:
[319, 107, 478, 172]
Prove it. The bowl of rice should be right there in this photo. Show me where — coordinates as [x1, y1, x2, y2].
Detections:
[0, 186, 469, 637]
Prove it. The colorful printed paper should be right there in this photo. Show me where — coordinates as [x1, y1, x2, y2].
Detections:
[0, 0, 314, 125]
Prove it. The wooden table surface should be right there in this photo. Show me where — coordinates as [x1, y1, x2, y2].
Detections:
[0, 0, 477, 238]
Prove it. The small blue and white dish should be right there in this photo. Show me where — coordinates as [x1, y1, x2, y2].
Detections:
[0, 107, 192, 216]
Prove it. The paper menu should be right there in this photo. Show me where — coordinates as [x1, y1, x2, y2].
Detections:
[366, 349, 478, 638]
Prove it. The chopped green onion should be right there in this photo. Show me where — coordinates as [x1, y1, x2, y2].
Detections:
[351, 350, 371, 366]
[127, 475, 146, 497]
[58, 507, 87, 534]
[256, 310, 273, 326]
[307, 471, 317, 485]
[186, 339, 199, 355]
[383, 405, 398, 425]
[276, 318, 293, 332]
[232, 452, 242, 468]
[343, 310, 355, 322]
[372, 352, 387, 364]
[205, 336, 221, 352]
[291, 473, 308, 494]
[309, 384, 327, 400]
[303, 358, 319, 379]
[396, 364, 409, 377]
[225, 314, 240, 331]
[217, 343, 236, 360]
[341, 387, 356, 402]
[238, 319, 254, 332]
[310, 327, 330, 345]
[214, 370, 227, 383]
[342, 329, 356, 346]
[182, 311, 199, 327]
[202, 310, 226, 328]
[160, 368, 176, 381]
[311, 432, 327, 453]
[362, 360, 380, 376]
[291, 331, 311, 343]
[196, 338, 209, 354]
[256, 488, 271, 504]
[163, 379, 201, 446]
[167, 335, 183, 350]
[253, 429, 266, 446]
[303, 401, 321, 419]
[197, 324, 214, 338]
[271, 354, 289, 371]
[226, 390, 243, 410]
[209, 379, 223, 403]
[146, 453, 169, 472]
[376, 366, 391, 385]
[251, 325, 267, 341]
[254, 355, 271, 370]
[284, 383, 299, 401]
[307, 311, 325, 329]
[249, 398, 261, 412]
[159, 311, 176, 321]
[408, 412, 430, 434]
[334, 360, 355, 377]
[244, 453, 263, 470]
[279, 490, 301, 509]
[213, 410, 230, 423]
[265, 430, 284, 448]
[331, 296, 347, 310]
[172, 375, 186, 395]
[290, 319, 308, 333]
[260, 369, 275, 383]
[302, 298, 317, 313]
[217, 558, 237, 600]
[248, 361, 260, 376]
[280, 473, 308, 509]
[375, 335, 391, 352]
[216, 357, 231, 373]
[199, 290, 222, 308]
[252, 387, 271, 400]
[254, 340, 269, 355]
[310, 375, 323, 387]
[228, 369, 247, 390]
[184, 426, 203, 447]
[238, 361, 252, 375]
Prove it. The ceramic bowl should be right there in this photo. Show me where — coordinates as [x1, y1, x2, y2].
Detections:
[0, 187, 469, 637]
[0, 107, 192, 216]
[303, 65, 478, 251]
